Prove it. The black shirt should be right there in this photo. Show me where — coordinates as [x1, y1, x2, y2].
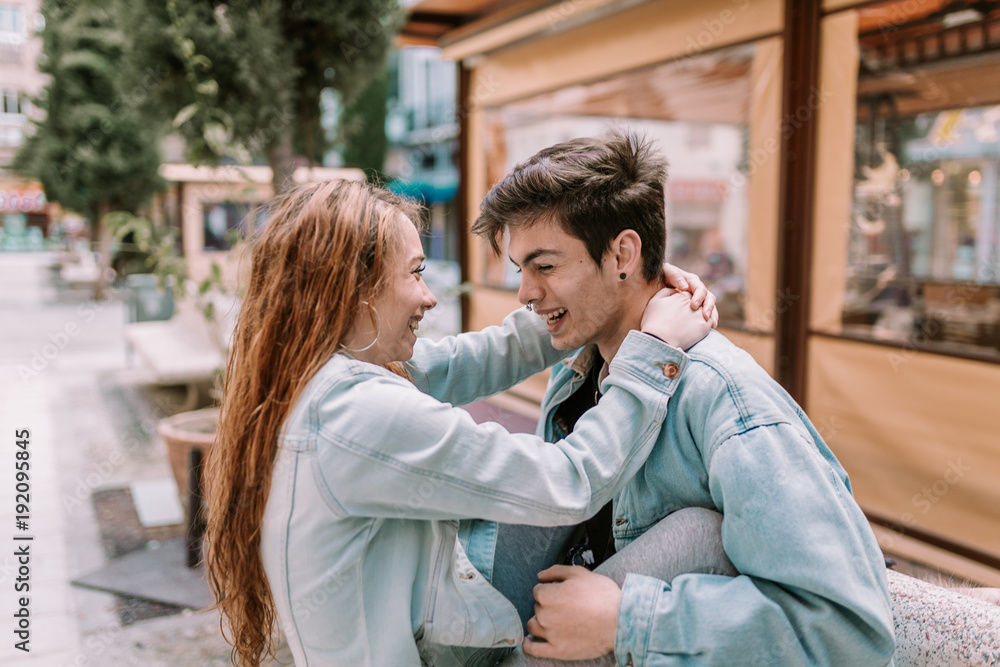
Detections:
[552, 353, 616, 567]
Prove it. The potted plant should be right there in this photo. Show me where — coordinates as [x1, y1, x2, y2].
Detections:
[108, 212, 188, 323]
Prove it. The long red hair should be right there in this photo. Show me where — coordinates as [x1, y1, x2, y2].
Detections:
[204, 179, 422, 665]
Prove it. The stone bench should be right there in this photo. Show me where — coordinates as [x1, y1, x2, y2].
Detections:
[124, 290, 236, 411]
[888, 569, 1000, 666]
[125, 319, 224, 411]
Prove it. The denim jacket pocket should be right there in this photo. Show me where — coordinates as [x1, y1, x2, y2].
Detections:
[419, 531, 522, 651]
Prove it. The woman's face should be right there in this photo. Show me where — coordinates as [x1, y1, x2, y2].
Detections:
[343, 216, 437, 365]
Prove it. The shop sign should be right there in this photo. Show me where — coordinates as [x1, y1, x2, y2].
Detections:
[0, 187, 47, 212]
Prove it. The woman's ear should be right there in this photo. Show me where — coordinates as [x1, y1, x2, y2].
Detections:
[610, 229, 643, 279]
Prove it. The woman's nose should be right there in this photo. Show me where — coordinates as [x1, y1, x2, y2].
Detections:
[423, 283, 437, 310]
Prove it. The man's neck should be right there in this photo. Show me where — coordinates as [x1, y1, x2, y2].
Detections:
[596, 279, 662, 363]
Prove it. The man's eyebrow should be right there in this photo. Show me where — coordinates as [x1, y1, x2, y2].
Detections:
[509, 248, 560, 267]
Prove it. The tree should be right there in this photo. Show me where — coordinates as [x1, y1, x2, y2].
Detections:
[122, 0, 404, 195]
[339, 72, 390, 182]
[14, 0, 164, 298]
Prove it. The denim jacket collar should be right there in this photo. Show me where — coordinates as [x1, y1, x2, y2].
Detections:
[561, 344, 613, 392]
[561, 344, 599, 376]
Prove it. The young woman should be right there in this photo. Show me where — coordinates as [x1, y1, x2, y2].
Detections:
[204, 179, 713, 666]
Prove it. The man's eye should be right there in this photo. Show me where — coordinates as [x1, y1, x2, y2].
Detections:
[538, 265, 552, 272]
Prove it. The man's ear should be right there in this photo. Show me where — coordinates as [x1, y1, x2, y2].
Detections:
[609, 229, 643, 278]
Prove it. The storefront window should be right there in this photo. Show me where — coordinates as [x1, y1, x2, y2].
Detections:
[845, 1, 1000, 358]
[482, 41, 770, 326]
[202, 202, 254, 251]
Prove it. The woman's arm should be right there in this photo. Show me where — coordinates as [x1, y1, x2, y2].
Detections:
[406, 307, 568, 406]
[313, 331, 686, 526]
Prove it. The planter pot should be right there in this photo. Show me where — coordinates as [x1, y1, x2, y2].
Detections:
[126, 273, 175, 323]
[157, 407, 219, 501]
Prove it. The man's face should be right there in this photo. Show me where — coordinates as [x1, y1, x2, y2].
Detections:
[508, 220, 623, 351]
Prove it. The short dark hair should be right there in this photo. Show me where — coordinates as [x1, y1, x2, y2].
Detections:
[472, 129, 667, 282]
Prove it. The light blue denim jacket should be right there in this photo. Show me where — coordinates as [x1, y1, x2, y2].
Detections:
[531, 331, 896, 666]
[260, 309, 689, 666]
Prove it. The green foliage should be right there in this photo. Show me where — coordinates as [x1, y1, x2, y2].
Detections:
[107, 212, 187, 295]
[13, 0, 163, 221]
[339, 71, 389, 182]
[108, 211, 234, 323]
[120, 0, 404, 178]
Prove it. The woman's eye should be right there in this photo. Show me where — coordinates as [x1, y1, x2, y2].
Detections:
[415, 264, 426, 276]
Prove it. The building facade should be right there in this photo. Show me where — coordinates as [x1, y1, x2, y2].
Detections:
[153, 164, 364, 286]
[386, 46, 461, 263]
[0, 0, 51, 251]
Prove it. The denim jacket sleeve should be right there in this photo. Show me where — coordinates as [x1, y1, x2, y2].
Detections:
[313, 331, 687, 525]
[614, 422, 895, 666]
[406, 308, 571, 406]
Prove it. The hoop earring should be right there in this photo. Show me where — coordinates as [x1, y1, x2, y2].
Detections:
[340, 301, 381, 353]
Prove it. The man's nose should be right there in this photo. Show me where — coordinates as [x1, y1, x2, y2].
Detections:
[517, 273, 540, 305]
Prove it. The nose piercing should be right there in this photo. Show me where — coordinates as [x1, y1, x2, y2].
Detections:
[525, 303, 533, 312]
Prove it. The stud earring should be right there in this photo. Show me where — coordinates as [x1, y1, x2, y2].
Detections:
[620, 273, 626, 280]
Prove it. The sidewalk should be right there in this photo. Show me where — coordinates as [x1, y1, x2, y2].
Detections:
[0, 253, 274, 666]
[1, 252, 86, 666]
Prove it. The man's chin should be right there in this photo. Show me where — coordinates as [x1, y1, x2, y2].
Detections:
[549, 333, 579, 351]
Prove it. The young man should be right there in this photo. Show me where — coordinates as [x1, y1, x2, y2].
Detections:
[468, 130, 896, 666]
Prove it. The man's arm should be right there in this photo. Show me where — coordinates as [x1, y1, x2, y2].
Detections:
[616, 424, 894, 666]
[525, 424, 894, 667]
[526, 424, 895, 666]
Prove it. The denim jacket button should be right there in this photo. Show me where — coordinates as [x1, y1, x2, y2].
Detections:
[663, 362, 680, 379]
[459, 572, 476, 580]
[615, 517, 627, 526]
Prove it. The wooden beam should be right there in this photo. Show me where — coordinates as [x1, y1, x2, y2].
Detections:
[871, 523, 1000, 588]
[775, 0, 822, 402]
[457, 62, 472, 333]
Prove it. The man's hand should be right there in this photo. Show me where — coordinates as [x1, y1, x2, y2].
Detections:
[523, 565, 621, 661]
[641, 288, 712, 350]
[663, 262, 719, 327]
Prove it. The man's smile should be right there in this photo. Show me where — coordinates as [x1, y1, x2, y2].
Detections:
[539, 307, 567, 325]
